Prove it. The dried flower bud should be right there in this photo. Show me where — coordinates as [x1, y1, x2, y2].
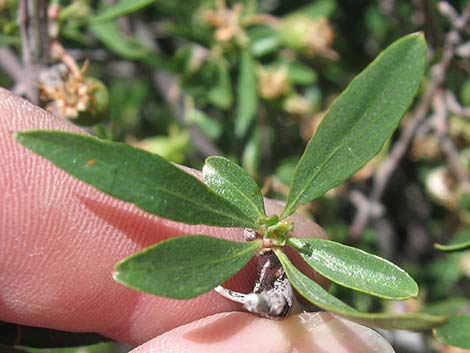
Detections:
[425, 166, 458, 209]
[59, 1, 91, 21]
[283, 94, 311, 115]
[279, 16, 337, 59]
[202, 0, 247, 46]
[258, 65, 290, 99]
[449, 115, 470, 146]
[40, 71, 109, 126]
[0, 0, 10, 11]
[410, 135, 441, 160]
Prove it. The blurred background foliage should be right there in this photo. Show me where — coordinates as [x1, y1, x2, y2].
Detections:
[0, 0, 469, 352]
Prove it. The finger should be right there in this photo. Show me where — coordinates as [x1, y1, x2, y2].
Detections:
[0, 88, 327, 345]
[131, 312, 395, 353]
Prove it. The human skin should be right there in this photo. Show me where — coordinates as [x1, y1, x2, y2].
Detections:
[0, 88, 394, 352]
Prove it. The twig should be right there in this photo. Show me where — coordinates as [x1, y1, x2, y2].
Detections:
[418, 0, 441, 47]
[17, 0, 51, 103]
[350, 2, 469, 237]
[445, 89, 470, 118]
[0, 48, 36, 98]
[152, 71, 221, 157]
[129, 17, 222, 158]
[0, 47, 24, 83]
[432, 90, 470, 192]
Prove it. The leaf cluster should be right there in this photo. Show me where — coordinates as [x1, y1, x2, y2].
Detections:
[15, 33, 469, 349]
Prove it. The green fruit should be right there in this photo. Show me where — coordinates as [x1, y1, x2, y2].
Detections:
[279, 16, 313, 51]
[73, 78, 109, 126]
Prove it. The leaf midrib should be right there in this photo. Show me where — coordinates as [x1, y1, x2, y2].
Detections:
[206, 166, 265, 220]
[292, 239, 412, 298]
[22, 130, 251, 225]
[93, 154, 252, 226]
[150, 240, 259, 275]
[285, 45, 418, 215]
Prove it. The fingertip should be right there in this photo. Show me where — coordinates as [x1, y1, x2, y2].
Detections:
[130, 312, 289, 353]
[130, 312, 395, 353]
[281, 312, 395, 353]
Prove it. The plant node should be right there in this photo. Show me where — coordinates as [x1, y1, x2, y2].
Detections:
[263, 219, 294, 247]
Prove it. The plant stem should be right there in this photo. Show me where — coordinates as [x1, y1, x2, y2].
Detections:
[17, 0, 51, 103]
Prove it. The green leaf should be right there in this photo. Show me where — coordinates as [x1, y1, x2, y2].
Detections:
[15, 131, 255, 228]
[134, 131, 190, 163]
[275, 250, 447, 330]
[288, 237, 418, 299]
[188, 109, 223, 141]
[0, 34, 19, 47]
[251, 33, 281, 58]
[420, 298, 469, 316]
[203, 156, 266, 225]
[90, 0, 156, 23]
[285, 0, 336, 20]
[275, 249, 358, 312]
[208, 61, 233, 110]
[242, 129, 261, 178]
[90, 21, 174, 72]
[248, 26, 281, 58]
[114, 236, 261, 299]
[287, 61, 318, 86]
[235, 49, 258, 137]
[434, 315, 470, 349]
[283, 33, 427, 216]
[435, 241, 470, 252]
[435, 229, 470, 252]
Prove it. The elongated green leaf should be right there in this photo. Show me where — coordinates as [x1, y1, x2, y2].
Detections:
[288, 238, 418, 299]
[203, 156, 266, 225]
[275, 249, 358, 312]
[250, 32, 281, 58]
[188, 109, 223, 141]
[208, 61, 233, 110]
[235, 49, 258, 137]
[90, 21, 174, 72]
[0, 34, 19, 47]
[91, 0, 156, 23]
[242, 129, 261, 177]
[287, 61, 317, 86]
[286, 0, 336, 20]
[435, 241, 470, 252]
[435, 229, 470, 252]
[114, 236, 261, 299]
[15, 131, 255, 228]
[434, 315, 470, 348]
[420, 298, 469, 316]
[341, 311, 447, 331]
[275, 250, 447, 330]
[283, 33, 427, 216]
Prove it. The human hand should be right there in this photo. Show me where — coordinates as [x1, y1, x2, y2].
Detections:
[0, 88, 394, 352]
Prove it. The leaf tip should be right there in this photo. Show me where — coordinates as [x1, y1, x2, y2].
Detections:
[412, 31, 427, 50]
[411, 31, 424, 38]
[112, 269, 121, 282]
[14, 130, 38, 148]
[411, 284, 420, 298]
[112, 264, 129, 288]
[13, 130, 26, 141]
[403, 275, 420, 299]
